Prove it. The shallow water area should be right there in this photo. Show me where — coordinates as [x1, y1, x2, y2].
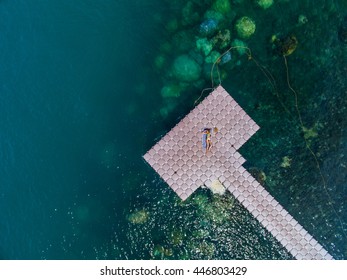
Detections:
[0, 0, 346, 260]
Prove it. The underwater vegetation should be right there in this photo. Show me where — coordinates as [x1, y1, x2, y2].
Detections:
[235, 16, 256, 39]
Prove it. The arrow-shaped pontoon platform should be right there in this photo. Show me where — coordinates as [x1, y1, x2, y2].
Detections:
[143, 85, 333, 260]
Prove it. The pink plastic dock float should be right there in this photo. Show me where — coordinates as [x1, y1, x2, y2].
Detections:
[143, 85, 333, 260]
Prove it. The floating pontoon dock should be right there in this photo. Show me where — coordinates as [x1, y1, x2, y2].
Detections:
[143, 85, 333, 260]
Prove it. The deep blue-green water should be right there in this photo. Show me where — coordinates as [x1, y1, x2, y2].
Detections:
[0, 0, 346, 260]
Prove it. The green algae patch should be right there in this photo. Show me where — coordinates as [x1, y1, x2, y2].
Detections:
[172, 54, 202, 82]
[235, 16, 256, 39]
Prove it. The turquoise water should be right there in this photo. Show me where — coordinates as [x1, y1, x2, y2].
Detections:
[0, 0, 346, 259]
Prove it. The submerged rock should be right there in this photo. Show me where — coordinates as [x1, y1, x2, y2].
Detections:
[212, 0, 232, 15]
[199, 19, 219, 36]
[235, 16, 256, 39]
[204, 10, 224, 22]
[204, 194, 236, 224]
[172, 54, 202, 82]
[231, 39, 248, 55]
[151, 245, 164, 258]
[195, 240, 215, 259]
[302, 125, 319, 140]
[274, 35, 298, 56]
[205, 50, 221, 64]
[249, 167, 266, 184]
[212, 29, 231, 49]
[170, 229, 185, 246]
[160, 83, 183, 98]
[280, 156, 292, 168]
[151, 245, 173, 259]
[297, 14, 308, 26]
[192, 229, 210, 239]
[255, 0, 274, 9]
[196, 37, 213, 56]
[128, 209, 149, 224]
[220, 51, 232, 64]
[192, 193, 209, 210]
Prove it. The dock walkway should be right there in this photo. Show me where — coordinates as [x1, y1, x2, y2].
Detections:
[144, 86, 333, 260]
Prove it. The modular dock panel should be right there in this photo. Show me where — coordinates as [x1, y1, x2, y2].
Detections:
[143, 86, 333, 260]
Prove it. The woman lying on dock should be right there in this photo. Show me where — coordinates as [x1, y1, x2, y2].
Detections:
[201, 128, 212, 154]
